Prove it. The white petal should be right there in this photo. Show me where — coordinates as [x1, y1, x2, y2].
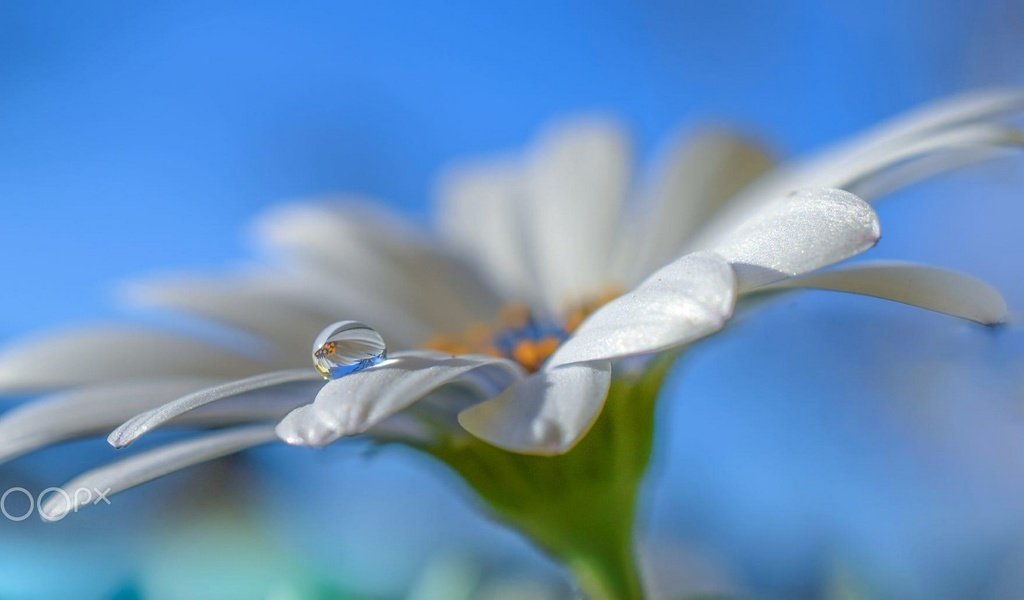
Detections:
[40, 425, 277, 521]
[764, 261, 1008, 325]
[549, 252, 736, 366]
[615, 130, 773, 284]
[688, 90, 1024, 249]
[825, 123, 1024, 199]
[845, 144, 1016, 201]
[522, 118, 632, 314]
[458, 361, 612, 456]
[276, 351, 525, 447]
[171, 384, 325, 424]
[710, 188, 881, 291]
[0, 326, 272, 393]
[253, 201, 501, 332]
[831, 88, 1024, 157]
[0, 378, 324, 465]
[741, 123, 1023, 207]
[0, 379, 217, 464]
[436, 161, 541, 304]
[108, 369, 322, 448]
[123, 271, 429, 361]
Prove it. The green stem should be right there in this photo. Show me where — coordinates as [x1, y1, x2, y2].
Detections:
[509, 483, 644, 599]
[570, 552, 644, 600]
[565, 533, 645, 600]
[412, 357, 677, 599]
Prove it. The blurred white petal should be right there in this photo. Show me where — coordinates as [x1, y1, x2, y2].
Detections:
[0, 326, 271, 393]
[253, 201, 502, 332]
[765, 261, 1008, 325]
[108, 369, 322, 448]
[437, 162, 541, 305]
[615, 130, 773, 283]
[41, 424, 277, 522]
[123, 270, 428, 359]
[523, 118, 631, 314]
[710, 188, 881, 291]
[276, 351, 524, 447]
[458, 361, 611, 455]
[550, 252, 736, 366]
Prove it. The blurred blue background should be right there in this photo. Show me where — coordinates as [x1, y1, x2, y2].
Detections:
[1, 1, 1023, 598]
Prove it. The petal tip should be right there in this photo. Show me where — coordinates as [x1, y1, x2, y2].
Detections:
[457, 363, 610, 456]
[106, 430, 130, 449]
[275, 406, 339, 448]
[457, 408, 573, 456]
[980, 306, 1010, 327]
[107, 418, 147, 449]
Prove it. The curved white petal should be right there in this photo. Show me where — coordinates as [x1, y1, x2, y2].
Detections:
[846, 145, 1016, 201]
[688, 90, 1024, 249]
[522, 118, 632, 315]
[0, 327, 271, 393]
[171, 385, 325, 425]
[458, 361, 612, 456]
[253, 201, 500, 332]
[764, 261, 1008, 325]
[41, 425, 278, 521]
[108, 369, 322, 448]
[790, 92, 1024, 196]
[0, 378, 310, 465]
[549, 252, 736, 366]
[0, 379, 216, 464]
[828, 88, 1024, 157]
[276, 351, 525, 447]
[710, 188, 881, 291]
[714, 124, 1022, 214]
[825, 123, 1024, 199]
[615, 130, 773, 284]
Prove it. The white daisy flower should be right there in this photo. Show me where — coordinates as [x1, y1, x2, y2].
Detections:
[0, 92, 1018, 597]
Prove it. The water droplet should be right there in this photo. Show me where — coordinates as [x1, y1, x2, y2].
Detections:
[312, 321, 387, 380]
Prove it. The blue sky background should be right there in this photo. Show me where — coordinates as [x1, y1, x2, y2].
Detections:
[2, 1, 1023, 598]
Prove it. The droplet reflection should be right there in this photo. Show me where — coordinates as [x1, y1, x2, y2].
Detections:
[312, 321, 387, 380]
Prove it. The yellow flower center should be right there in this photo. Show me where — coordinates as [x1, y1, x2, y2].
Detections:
[424, 290, 620, 372]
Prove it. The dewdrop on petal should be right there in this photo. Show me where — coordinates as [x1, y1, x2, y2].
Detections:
[311, 321, 387, 379]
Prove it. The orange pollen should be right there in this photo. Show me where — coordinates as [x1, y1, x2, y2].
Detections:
[314, 341, 336, 359]
[423, 289, 622, 372]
